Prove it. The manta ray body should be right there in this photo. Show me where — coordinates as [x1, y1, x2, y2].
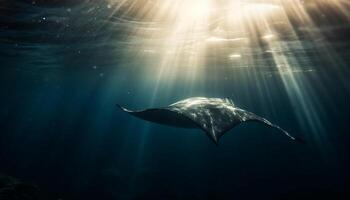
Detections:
[117, 97, 301, 144]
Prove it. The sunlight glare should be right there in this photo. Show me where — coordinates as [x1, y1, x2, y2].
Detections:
[243, 3, 280, 14]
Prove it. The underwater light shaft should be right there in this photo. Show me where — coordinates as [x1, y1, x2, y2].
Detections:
[104, 0, 345, 75]
[100, 0, 350, 157]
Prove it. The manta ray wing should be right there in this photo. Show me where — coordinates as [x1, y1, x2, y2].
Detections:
[166, 98, 299, 144]
[116, 104, 197, 128]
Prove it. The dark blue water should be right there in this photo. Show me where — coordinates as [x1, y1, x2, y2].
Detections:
[0, 1, 349, 199]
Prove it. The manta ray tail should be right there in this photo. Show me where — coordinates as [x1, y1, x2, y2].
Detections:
[250, 118, 304, 143]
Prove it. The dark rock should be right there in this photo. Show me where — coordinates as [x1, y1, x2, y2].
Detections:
[0, 174, 39, 200]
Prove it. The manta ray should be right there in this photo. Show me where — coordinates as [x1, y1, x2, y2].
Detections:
[117, 97, 302, 144]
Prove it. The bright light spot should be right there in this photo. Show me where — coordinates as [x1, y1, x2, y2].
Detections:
[206, 36, 248, 43]
[231, 37, 247, 42]
[243, 3, 280, 14]
[229, 54, 242, 59]
[172, 0, 212, 24]
[262, 34, 275, 40]
[206, 36, 228, 42]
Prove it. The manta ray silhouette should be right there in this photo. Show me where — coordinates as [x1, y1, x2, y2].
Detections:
[117, 97, 302, 144]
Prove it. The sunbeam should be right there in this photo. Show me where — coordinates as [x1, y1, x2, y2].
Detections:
[97, 0, 350, 160]
[1, 0, 349, 199]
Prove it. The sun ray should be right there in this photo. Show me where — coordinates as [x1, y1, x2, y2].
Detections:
[102, 0, 350, 156]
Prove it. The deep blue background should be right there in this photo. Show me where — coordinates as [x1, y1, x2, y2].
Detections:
[0, 1, 349, 199]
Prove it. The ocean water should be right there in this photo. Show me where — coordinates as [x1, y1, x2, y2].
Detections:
[0, 1, 349, 199]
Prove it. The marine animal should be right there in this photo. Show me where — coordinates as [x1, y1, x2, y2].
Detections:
[117, 97, 302, 144]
